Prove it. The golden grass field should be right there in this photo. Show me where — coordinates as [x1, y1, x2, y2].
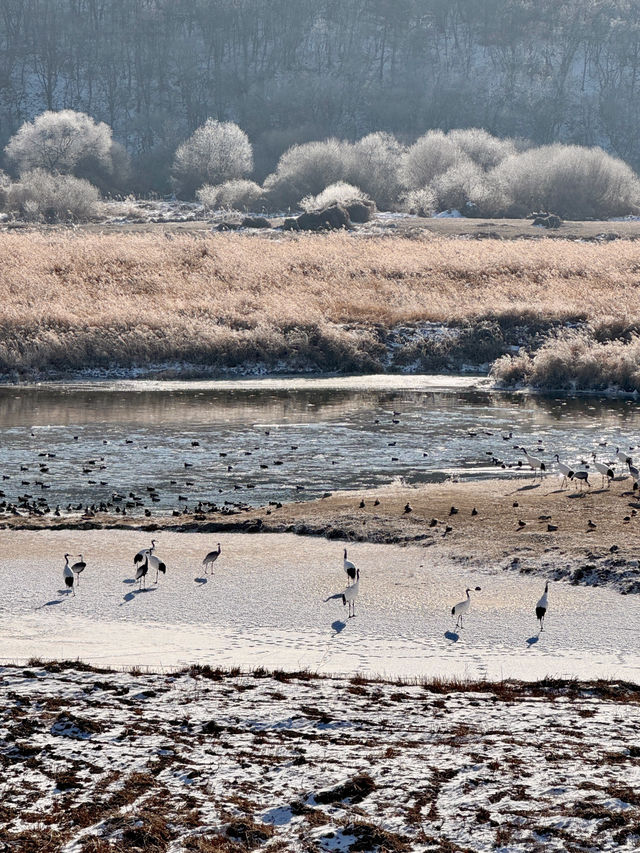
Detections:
[2, 230, 640, 377]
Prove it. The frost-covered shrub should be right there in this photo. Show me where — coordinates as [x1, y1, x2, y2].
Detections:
[300, 182, 368, 212]
[6, 170, 102, 221]
[399, 187, 437, 217]
[263, 139, 352, 210]
[447, 128, 516, 170]
[0, 170, 10, 208]
[431, 160, 486, 213]
[4, 110, 122, 189]
[348, 132, 403, 210]
[197, 179, 264, 211]
[400, 130, 463, 189]
[172, 119, 253, 198]
[492, 144, 640, 219]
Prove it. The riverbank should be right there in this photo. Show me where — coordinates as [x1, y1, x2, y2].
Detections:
[3, 231, 640, 383]
[1, 662, 638, 852]
[4, 476, 640, 595]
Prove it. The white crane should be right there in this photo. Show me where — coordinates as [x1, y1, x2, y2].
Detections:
[521, 447, 545, 479]
[135, 555, 149, 589]
[71, 554, 86, 585]
[591, 453, 614, 488]
[343, 548, 357, 584]
[148, 552, 167, 584]
[63, 554, 75, 596]
[451, 586, 481, 629]
[536, 581, 549, 630]
[616, 447, 632, 465]
[134, 539, 156, 566]
[341, 569, 360, 617]
[553, 454, 574, 489]
[202, 543, 222, 574]
[629, 461, 640, 489]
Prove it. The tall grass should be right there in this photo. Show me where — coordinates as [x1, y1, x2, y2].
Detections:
[2, 231, 640, 377]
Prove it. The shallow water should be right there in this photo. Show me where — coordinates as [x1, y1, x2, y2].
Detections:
[0, 375, 639, 514]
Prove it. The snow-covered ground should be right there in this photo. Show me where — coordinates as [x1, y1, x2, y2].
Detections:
[1, 531, 639, 681]
[1, 663, 639, 852]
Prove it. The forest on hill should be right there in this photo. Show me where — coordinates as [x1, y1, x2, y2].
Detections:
[2, 0, 640, 192]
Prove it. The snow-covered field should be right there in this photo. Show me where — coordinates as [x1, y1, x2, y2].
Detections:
[1, 531, 639, 681]
[1, 663, 639, 852]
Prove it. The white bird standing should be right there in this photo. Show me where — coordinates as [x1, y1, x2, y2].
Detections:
[536, 581, 549, 630]
[71, 554, 86, 585]
[554, 454, 574, 489]
[343, 548, 357, 584]
[63, 553, 75, 595]
[521, 448, 545, 479]
[135, 555, 149, 589]
[616, 447, 632, 465]
[591, 453, 614, 488]
[341, 568, 360, 617]
[451, 586, 481, 629]
[148, 552, 167, 584]
[202, 543, 222, 574]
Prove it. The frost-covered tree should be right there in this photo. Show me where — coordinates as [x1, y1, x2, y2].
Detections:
[172, 119, 253, 198]
[5, 110, 115, 179]
[400, 130, 463, 189]
[263, 139, 352, 209]
[348, 132, 403, 210]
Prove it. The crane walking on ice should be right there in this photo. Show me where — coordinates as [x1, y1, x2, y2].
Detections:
[342, 568, 360, 617]
[71, 554, 86, 586]
[536, 581, 549, 630]
[343, 548, 357, 584]
[63, 554, 75, 595]
[451, 586, 481, 629]
[202, 543, 222, 574]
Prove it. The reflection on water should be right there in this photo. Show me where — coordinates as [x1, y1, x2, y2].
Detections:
[0, 376, 639, 514]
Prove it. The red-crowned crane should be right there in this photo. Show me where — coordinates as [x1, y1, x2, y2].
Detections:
[71, 554, 86, 586]
[63, 554, 75, 596]
[521, 448, 545, 479]
[135, 555, 149, 590]
[134, 539, 156, 566]
[553, 454, 574, 489]
[202, 543, 221, 574]
[341, 568, 360, 617]
[451, 586, 481, 629]
[536, 582, 549, 630]
[343, 548, 357, 585]
[591, 453, 614, 488]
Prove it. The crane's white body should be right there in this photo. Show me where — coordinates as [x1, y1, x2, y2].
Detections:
[63, 554, 75, 595]
[554, 454, 574, 489]
[146, 552, 166, 583]
[616, 447, 632, 465]
[203, 543, 221, 573]
[521, 447, 545, 479]
[134, 539, 156, 565]
[536, 582, 549, 630]
[342, 569, 360, 617]
[343, 548, 357, 584]
[591, 454, 614, 487]
[451, 587, 481, 629]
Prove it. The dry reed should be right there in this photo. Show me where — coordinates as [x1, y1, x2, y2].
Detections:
[1, 231, 640, 376]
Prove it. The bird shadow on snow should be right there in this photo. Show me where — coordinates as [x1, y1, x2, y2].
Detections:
[445, 630, 460, 643]
[526, 634, 540, 647]
[324, 593, 344, 603]
[331, 620, 346, 635]
[194, 576, 208, 585]
[516, 483, 541, 492]
[122, 578, 137, 584]
[121, 587, 157, 605]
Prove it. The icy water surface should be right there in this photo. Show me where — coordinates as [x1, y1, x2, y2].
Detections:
[1, 375, 639, 513]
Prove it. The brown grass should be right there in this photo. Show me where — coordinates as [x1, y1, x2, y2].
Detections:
[2, 231, 640, 376]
